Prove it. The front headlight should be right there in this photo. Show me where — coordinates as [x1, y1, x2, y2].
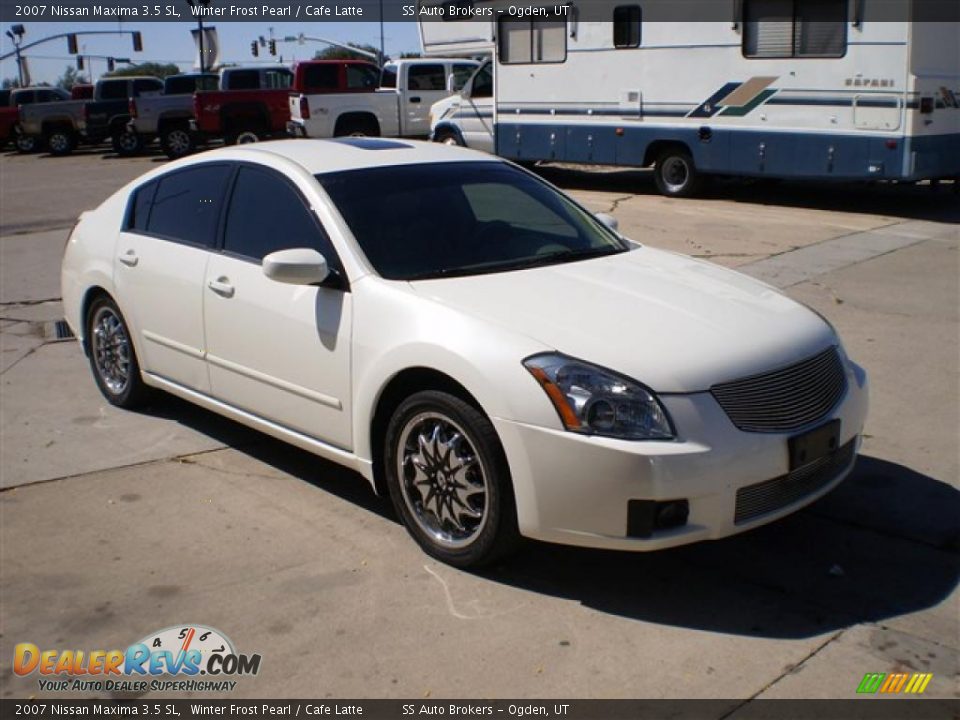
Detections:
[523, 354, 674, 440]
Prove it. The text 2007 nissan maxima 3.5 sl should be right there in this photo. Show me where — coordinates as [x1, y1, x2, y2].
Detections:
[62, 139, 868, 567]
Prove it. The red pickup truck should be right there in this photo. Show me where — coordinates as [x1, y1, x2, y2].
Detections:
[192, 60, 379, 145]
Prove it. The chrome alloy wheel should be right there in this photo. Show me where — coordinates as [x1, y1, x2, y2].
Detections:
[91, 306, 131, 395]
[397, 412, 489, 548]
[661, 156, 691, 194]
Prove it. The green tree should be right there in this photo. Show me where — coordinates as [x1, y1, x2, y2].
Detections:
[398, 51, 422, 58]
[2, 77, 22, 89]
[313, 43, 381, 62]
[56, 65, 90, 90]
[104, 62, 182, 79]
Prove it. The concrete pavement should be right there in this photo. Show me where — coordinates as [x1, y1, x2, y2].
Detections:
[0, 149, 957, 701]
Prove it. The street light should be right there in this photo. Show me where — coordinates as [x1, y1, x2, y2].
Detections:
[5, 24, 26, 86]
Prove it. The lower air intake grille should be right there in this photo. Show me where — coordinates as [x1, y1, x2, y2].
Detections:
[734, 439, 857, 525]
[711, 346, 847, 433]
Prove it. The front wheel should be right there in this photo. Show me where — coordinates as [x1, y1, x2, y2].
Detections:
[384, 391, 519, 568]
[654, 148, 703, 198]
[86, 296, 151, 408]
[434, 129, 463, 146]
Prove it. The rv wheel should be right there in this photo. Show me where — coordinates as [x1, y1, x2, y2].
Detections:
[654, 149, 703, 198]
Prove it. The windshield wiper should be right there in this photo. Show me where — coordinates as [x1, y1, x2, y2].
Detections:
[404, 247, 624, 281]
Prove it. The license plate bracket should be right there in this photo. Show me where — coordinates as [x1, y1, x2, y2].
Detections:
[788, 419, 841, 470]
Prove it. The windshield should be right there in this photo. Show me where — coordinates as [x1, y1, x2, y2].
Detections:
[316, 162, 626, 281]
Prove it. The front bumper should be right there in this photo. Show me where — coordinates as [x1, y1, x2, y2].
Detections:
[494, 360, 868, 551]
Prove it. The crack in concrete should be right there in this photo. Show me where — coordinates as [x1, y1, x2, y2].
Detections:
[0, 297, 62, 307]
[605, 194, 634, 215]
[0, 338, 57, 377]
[717, 629, 845, 718]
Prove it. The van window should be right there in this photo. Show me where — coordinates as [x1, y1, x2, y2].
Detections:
[744, 0, 847, 58]
[408, 64, 447, 91]
[613, 6, 642, 48]
[452, 64, 477, 90]
[470, 64, 493, 99]
[498, 18, 566, 64]
[146, 165, 232, 247]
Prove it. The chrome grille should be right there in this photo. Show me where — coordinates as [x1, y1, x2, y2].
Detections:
[711, 347, 846, 433]
[734, 439, 856, 525]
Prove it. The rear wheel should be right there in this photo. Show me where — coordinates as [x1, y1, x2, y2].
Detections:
[86, 296, 151, 409]
[112, 130, 144, 156]
[384, 391, 520, 568]
[15, 133, 38, 153]
[45, 128, 76, 156]
[227, 129, 261, 145]
[654, 148, 703, 198]
[160, 126, 196, 159]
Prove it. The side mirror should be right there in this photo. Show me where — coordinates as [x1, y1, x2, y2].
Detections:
[595, 212, 619, 232]
[262, 248, 329, 285]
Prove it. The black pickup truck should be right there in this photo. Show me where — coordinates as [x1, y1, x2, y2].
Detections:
[82, 76, 164, 155]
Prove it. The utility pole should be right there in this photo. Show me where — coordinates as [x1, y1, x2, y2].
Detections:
[5, 25, 26, 86]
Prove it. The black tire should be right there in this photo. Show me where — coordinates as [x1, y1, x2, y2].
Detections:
[654, 148, 703, 198]
[384, 390, 520, 568]
[15, 133, 38, 154]
[160, 125, 196, 159]
[112, 130, 144, 157]
[86, 296, 151, 409]
[434, 129, 464, 146]
[226, 128, 261, 145]
[45, 128, 76, 156]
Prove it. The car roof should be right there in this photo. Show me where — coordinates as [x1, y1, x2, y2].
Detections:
[215, 138, 497, 175]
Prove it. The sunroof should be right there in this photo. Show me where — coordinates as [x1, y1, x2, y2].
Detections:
[332, 138, 413, 150]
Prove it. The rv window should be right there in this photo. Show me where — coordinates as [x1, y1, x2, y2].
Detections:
[498, 16, 567, 64]
[744, 0, 847, 58]
[613, 6, 642, 48]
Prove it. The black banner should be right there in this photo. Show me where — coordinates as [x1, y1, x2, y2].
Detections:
[1, 699, 959, 720]
[2, 0, 959, 23]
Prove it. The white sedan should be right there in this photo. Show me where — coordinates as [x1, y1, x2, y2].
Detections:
[62, 139, 868, 567]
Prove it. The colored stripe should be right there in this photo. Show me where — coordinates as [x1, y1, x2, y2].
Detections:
[720, 89, 778, 117]
[879, 674, 896, 693]
[892, 673, 908, 693]
[904, 674, 919, 693]
[857, 673, 885, 693]
[916, 673, 933, 694]
[719, 76, 778, 107]
[687, 82, 741, 118]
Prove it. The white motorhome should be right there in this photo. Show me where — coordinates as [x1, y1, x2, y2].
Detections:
[422, 1, 959, 196]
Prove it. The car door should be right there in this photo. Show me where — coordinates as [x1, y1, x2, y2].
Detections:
[203, 164, 353, 449]
[459, 63, 495, 153]
[113, 164, 233, 392]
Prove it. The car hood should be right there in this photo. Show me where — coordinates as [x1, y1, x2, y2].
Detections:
[409, 246, 836, 393]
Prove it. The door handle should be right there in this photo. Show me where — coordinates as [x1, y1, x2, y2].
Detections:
[118, 250, 138, 267]
[207, 278, 235, 298]
[409, 96, 421, 104]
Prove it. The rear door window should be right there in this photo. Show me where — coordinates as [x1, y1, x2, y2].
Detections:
[145, 165, 233, 247]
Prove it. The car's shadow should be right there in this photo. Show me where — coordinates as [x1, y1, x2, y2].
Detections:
[137, 392, 959, 640]
[533, 164, 960, 224]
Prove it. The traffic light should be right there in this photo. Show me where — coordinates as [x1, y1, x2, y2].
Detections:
[67, 34, 78, 54]
[251, 41, 258, 57]
[76, 56, 84, 71]
[269, 39, 277, 56]
[132, 31, 143, 52]
[107, 57, 115, 72]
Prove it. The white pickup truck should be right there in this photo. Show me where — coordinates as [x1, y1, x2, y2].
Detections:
[288, 58, 479, 139]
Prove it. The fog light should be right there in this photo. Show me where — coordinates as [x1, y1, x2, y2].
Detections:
[627, 499, 690, 538]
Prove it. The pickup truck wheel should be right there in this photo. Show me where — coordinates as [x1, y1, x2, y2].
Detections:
[45, 129, 76, 156]
[654, 149, 703, 198]
[160, 127, 196, 159]
[112, 130, 144, 157]
[230, 130, 261, 145]
[15, 133, 39, 154]
[384, 391, 520, 568]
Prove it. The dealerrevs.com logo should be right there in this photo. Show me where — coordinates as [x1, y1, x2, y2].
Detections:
[13, 625, 261, 693]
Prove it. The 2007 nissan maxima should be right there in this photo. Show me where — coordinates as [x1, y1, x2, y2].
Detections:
[61, 139, 868, 567]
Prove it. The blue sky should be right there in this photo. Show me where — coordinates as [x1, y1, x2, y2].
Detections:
[1, 21, 422, 85]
